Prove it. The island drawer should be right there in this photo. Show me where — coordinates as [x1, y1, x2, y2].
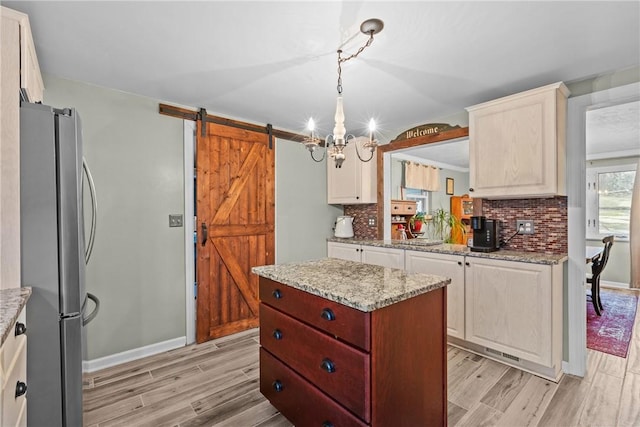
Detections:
[260, 348, 367, 427]
[259, 277, 370, 351]
[260, 303, 370, 422]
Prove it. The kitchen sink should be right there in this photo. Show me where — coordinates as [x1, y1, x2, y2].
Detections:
[394, 239, 442, 246]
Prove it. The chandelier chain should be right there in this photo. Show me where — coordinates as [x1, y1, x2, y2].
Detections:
[336, 31, 375, 95]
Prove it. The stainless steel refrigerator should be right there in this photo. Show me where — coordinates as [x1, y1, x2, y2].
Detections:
[20, 101, 99, 427]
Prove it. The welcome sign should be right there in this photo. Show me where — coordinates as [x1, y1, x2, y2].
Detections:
[392, 123, 461, 142]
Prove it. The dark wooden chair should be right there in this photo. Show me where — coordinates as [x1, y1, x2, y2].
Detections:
[588, 235, 614, 316]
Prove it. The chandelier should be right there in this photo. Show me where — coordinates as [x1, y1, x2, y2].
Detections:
[304, 18, 384, 168]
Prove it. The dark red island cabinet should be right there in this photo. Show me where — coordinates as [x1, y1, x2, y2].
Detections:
[258, 276, 447, 426]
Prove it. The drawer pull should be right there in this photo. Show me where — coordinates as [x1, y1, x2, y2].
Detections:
[322, 422, 334, 427]
[272, 380, 284, 392]
[272, 329, 283, 340]
[272, 289, 283, 299]
[15, 381, 27, 398]
[15, 322, 27, 336]
[320, 308, 335, 321]
[320, 358, 336, 373]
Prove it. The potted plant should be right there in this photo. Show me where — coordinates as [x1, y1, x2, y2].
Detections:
[426, 208, 465, 243]
[409, 211, 426, 232]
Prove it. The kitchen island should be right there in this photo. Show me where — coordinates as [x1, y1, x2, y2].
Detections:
[252, 258, 450, 427]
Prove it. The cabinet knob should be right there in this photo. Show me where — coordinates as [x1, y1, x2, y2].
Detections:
[320, 308, 335, 321]
[320, 358, 336, 373]
[272, 329, 283, 340]
[469, 188, 474, 192]
[322, 422, 334, 427]
[465, 262, 470, 266]
[272, 289, 282, 299]
[457, 261, 463, 266]
[15, 322, 26, 336]
[15, 381, 27, 398]
[272, 380, 284, 392]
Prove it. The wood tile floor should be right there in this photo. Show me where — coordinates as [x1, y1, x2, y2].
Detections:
[83, 288, 640, 427]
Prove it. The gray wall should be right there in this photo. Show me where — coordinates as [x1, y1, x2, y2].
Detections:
[431, 169, 471, 212]
[275, 139, 342, 263]
[44, 75, 185, 360]
[44, 75, 337, 360]
[390, 158, 403, 199]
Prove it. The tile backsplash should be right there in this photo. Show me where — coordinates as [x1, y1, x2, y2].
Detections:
[482, 197, 567, 254]
[344, 197, 568, 255]
[344, 204, 378, 239]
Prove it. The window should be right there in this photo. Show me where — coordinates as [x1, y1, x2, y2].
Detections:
[586, 163, 637, 240]
[404, 188, 429, 213]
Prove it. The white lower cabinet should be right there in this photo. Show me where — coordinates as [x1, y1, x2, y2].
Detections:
[361, 246, 404, 269]
[465, 257, 563, 380]
[328, 242, 564, 380]
[405, 251, 465, 340]
[464, 257, 563, 378]
[327, 242, 362, 262]
[327, 242, 405, 269]
[0, 306, 28, 427]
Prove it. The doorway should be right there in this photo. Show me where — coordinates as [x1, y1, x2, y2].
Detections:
[182, 120, 275, 345]
[566, 81, 640, 376]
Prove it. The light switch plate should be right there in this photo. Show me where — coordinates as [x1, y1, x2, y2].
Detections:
[169, 214, 183, 227]
[516, 219, 534, 234]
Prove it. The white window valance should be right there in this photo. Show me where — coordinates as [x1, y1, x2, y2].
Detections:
[404, 161, 440, 192]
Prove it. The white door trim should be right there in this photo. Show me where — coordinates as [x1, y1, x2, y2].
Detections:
[184, 120, 196, 345]
[565, 81, 640, 376]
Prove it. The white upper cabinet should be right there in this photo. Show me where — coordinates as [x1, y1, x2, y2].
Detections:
[1, 7, 44, 103]
[466, 82, 569, 199]
[327, 139, 377, 204]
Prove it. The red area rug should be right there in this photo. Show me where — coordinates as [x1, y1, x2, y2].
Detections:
[587, 290, 638, 358]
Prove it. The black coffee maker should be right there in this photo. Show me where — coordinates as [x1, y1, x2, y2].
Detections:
[470, 216, 500, 252]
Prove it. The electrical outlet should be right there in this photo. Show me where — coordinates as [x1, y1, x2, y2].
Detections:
[368, 217, 376, 227]
[169, 214, 183, 227]
[516, 219, 534, 234]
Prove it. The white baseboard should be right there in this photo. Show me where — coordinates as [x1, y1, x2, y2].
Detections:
[601, 280, 630, 290]
[82, 336, 187, 373]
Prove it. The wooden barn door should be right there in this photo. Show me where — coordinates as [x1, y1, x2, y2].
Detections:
[196, 121, 274, 343]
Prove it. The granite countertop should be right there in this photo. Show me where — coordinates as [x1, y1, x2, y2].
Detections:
[328, 237, 567, 265]
[252, 258, 450, 313]
[0, 287, 32, 347]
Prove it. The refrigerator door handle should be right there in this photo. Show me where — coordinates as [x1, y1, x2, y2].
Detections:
[82, 293, 100, 326]
[83, 158, 97, 265]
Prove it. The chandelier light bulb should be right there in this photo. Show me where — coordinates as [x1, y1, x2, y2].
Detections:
[368, 119, 376, 142]
[308, 118, 315, 132]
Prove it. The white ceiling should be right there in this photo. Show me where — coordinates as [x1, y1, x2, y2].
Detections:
[586, 101, 640, 160]
[4, 1, 640, 146]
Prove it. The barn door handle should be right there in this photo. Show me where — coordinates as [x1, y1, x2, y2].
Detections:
[201, 222, 208, 246]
